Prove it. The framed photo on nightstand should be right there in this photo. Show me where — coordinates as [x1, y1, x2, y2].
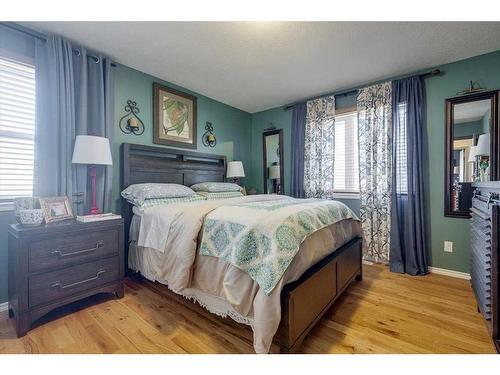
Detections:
[39, 196, 74, 224]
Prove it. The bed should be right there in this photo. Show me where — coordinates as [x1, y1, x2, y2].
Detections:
[121, 143, 363, 353]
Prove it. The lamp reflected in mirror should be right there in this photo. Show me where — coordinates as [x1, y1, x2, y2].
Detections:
[269, 163, 281, 194]
[476, 133, 490, 182]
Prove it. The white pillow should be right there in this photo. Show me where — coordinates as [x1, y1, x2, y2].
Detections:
[121, 183, 195, 206]
[190, 182, 242, 193]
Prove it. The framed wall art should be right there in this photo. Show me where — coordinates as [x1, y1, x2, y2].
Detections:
[153, 83, 197, 149]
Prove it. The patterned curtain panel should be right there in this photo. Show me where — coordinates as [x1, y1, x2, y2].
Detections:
[303, 95, 335, 199]
[357, 83, 392, 263]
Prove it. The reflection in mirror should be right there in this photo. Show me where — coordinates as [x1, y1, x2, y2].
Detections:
[263, 129, 284, 194]
[445, 93, 496, 217]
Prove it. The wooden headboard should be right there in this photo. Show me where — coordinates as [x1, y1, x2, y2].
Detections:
[122, 143, 226, 189]
[121, 143, 226, 253]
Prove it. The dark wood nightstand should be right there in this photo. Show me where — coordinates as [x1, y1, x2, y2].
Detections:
[8, 218, 124, 337]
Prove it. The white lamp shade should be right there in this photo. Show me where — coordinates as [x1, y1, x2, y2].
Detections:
[72, 135, 113, 165]
[476, 133, 490, 156]
[226, 161, 245, 178]
[269, 165, 281, 179]
[468, 146, 478, 162]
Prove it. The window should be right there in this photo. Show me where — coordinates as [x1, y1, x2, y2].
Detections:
[395, 102, 408, 194]
[0, 56, 36, 208]
[334, 111, 359, 194]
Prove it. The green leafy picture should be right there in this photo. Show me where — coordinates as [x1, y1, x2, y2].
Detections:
[153, 82, 197, 149]
[163, 98, 189, 136]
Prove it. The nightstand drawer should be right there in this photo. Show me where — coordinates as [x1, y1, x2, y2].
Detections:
[29, 256, 119, 307]
[29, 229, 119, 272]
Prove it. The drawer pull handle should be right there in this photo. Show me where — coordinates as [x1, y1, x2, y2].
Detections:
[51, 241, 104, 258]
[51, 270, 106, 289]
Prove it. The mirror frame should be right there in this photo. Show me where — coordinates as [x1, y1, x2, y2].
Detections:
[262, 129, 284, 194]
[444, 90, 499, 218]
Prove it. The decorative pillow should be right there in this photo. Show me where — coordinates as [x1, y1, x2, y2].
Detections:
[196, 191, 244, 200]
[190, 182, 242, 193]
[140, 195, 206, 209]
[121, 183, 195, 206]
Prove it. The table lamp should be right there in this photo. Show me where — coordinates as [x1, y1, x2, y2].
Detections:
[468, 146, 478, 163]
[72, 135, 113, 215]
[476, 133, 490, 156]
[269, 165, 281, 180]
[269, 164, 281, 194]
[476, 133, 490, 181]
[226, 161, 245, 184]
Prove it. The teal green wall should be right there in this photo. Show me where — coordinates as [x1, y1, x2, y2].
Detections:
[249, 49, 500, 274]
[111, 64, 252, 213]
[425, 50, 500, 273]
[482, 111, 490, 134]
[454, 121, 482, 138]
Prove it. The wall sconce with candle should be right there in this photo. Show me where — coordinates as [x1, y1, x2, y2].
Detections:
[202, 121, 217, 147]
[119, 100, 145, 135]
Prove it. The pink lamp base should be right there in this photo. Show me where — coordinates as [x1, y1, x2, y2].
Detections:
[88, 164, 101, 215]
[89, 206, 101, 215]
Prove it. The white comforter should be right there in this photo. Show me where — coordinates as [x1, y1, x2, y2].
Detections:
[130, 195, 361, 353]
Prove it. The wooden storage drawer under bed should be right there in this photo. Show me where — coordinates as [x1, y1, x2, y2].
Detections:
[279, 237, 362, 352]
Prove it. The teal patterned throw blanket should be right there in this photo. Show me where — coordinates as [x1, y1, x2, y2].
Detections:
[199, 197, 358, 295]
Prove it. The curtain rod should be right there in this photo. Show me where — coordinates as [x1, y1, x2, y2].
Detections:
[283, 68, 443, 111]
[1, 22, 117, 67]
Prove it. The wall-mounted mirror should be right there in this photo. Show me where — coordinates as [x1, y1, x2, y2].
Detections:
[445, 90, 499, 218]
[263, 129, 284, 194]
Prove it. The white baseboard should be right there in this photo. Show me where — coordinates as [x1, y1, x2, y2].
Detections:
[361, 261, 470, 280]
[429, 266, 471, 280]
[0, 302, 8, 313]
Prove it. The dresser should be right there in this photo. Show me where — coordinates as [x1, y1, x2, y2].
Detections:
[8, 218, 124, 337]
[470, 182, 500, 353]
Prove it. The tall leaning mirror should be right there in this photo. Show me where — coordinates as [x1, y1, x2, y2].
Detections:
[263, 129, 284, 194]
[445, 90, 499, 218]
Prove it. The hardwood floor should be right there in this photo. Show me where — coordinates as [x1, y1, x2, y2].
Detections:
[0, 264, 495, 354]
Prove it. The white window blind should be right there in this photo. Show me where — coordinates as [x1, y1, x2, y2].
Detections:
[334, 111, 359, 193]
[0, 56, 35, 205]
[395, 102, 408, 194]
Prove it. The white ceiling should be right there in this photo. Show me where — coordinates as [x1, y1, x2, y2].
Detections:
[23, 22, 500, 113]
[454, 99, 491, 124]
